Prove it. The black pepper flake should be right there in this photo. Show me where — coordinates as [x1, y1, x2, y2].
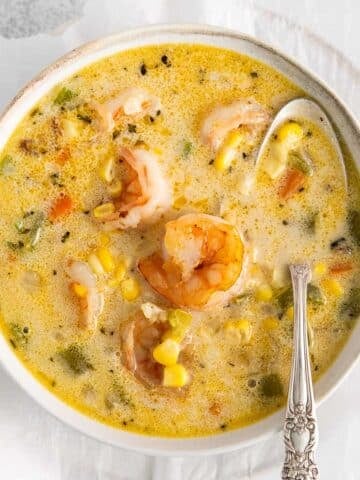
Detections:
[242, 152, 248, 159]
[23, 326, 29, 334]
[51, 380, 56, 387]
[208, 159, 214, 165]
[320, 116, 324, 122]
[298, 187, 305, 192]
[250, 71, 258, 78]
[220, 423, 227, 430]
[100, 327, 106, 335]
[109, 369, 114, 373]
[140, 63, 147, 75]
[112, 129, 121, 140]
[110, 331, 114, 336]
[123, 420, 128, 426]
[83, 210, 90, 215]
[161, 54, 171, 67]
[50, 357, 54, 362]
[306, 130, 313, 137]
[273, 134, 278, 140]
[314, 365, 319, 371]
[228, 362, 235, 367]
[61, 231, 70, 243]
[282, 220, 289, 225]
[9, 339, 16, 349]
[248, 378, 257, 388]
[127, 124, 137, 133]
[156, 110, 161, 116]
[149, 116, 155, 123]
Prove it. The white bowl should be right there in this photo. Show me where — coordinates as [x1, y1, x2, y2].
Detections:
[0, 24, 359, 456]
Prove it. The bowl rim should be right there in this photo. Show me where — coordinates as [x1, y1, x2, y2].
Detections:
[0, 23, 359, 456]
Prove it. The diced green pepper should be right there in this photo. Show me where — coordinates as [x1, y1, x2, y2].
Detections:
[9, 323, 30, 347]
[182, 141, 193, 158]
[54, 87, 76, 105]
[307, 284, 324, 305]
[340, 288, 360, 320]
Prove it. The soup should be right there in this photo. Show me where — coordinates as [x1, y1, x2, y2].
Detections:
[0, 44, 359, 438]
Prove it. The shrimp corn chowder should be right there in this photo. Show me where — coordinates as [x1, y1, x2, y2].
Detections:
[0, 44, 359, 438]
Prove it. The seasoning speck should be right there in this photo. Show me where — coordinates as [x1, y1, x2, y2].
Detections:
[140, 63, 147, 76]
[250, 71, 258, 78]
[128, 124, 137, 133]
[61, 231, 70, 243]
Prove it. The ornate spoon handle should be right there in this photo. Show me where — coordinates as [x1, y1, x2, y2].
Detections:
[282, 264, 319, 480]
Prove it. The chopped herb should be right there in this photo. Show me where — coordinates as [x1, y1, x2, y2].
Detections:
[140, 63, 147, 75]
[348, 210, 360, 246]
[14, 219, 30, 234]
[7, 240, 24, 250]
[49, 172, 63, 187]
[54, 87, 76, 105]
[9, 322, 30, 347]
[105, 383, 133, 409]
[307, 284, 324, 305]
[260, 373, 283, 397]
[340, 288, 360, 320]
[0, 155, 13, 175]
[59, 344, 93, 375]
[112, 129, 121, 140]
[127, 124, 137, 133]
[182, 140, 193, 157]
[61, 231, 70, 243]
[76, 113, 92, 123]
[250, 71, 258, 78]
[303, 211, 318, 234]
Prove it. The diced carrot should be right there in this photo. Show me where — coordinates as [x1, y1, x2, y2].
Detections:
[278, 168, 306, 200]
[329, 262, 353, 275]
[209, 402, 221, 416]
[49, 194, 73, 221]
[56, 146, 71, 166]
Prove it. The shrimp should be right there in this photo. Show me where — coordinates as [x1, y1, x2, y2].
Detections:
[201, 99, 269, 151]
[138, 214, 245, 309]
[101, 147, 172, 229]
[120, 311, 170, 387]
[66, 260, 104, 331]
[95, 87, 161, 132]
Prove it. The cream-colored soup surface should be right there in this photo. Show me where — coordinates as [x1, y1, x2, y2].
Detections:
[0, 44, 359, 437]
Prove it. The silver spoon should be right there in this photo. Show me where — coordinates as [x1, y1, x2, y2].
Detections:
[282, 264, 319, 479]
[256, 97, 347, 189]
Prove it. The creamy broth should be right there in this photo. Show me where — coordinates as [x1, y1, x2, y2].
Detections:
[0, 44, 359, 437]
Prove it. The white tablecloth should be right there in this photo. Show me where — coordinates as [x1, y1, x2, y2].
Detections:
[0, 1, 359, 478]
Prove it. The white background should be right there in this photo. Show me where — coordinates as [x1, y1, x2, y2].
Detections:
[0, 1, 359, 479]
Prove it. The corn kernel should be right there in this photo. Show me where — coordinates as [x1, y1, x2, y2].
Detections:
[99, 233, 110, 247]
[62, 118, 79, 139]
[99, 156, 115, 183]
[71, 282, 87, 298]
[163, 364, 189, 387]
[224, 318, 252, 343]
[153, 147, 163, 155]
[97, 247, 115, 273]
[214, 130, 243, 172]
[286, 306, 294, 320]
[263, 317, 279, 330]
[255, 284, 273, 302]
[313, 262, 327, 277]
[322, 278, 343, 297]
[108, 262, 127, 288]
[173, 196, 187, 210]
[93, 202, 115, 219]
[121, 277, 140, 301]
[153, 339, 180, 366]
[277, 121, 303, 148]
[107, 179, 123, 197]
[88, 253, 105, 276]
